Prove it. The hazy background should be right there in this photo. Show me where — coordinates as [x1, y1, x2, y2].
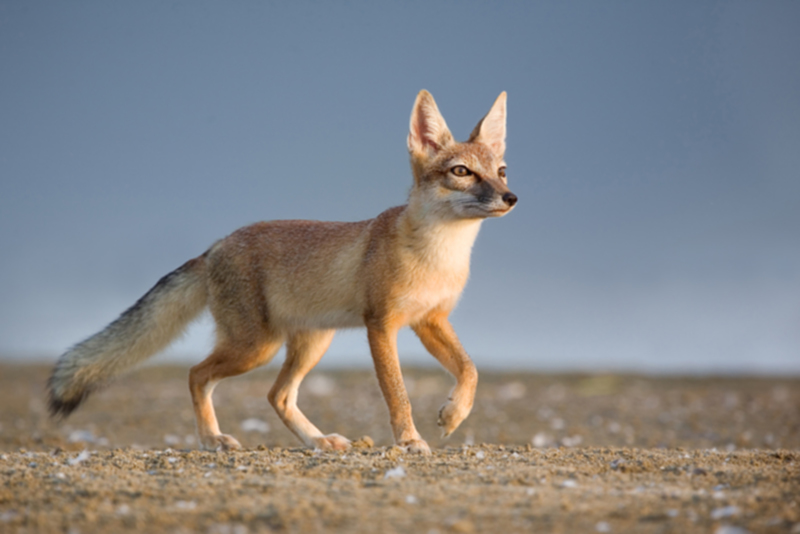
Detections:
[1, 2, 798, 374]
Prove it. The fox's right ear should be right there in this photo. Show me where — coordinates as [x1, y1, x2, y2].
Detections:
[468, 92, 507, 158]
[408, 90, 454, 156]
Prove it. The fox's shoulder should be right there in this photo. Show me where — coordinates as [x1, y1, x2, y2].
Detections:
[372, 205, 407, 227]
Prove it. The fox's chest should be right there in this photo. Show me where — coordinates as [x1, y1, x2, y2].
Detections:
[415, 218, 481, 270]
[400, 270, 468, 319]
[397, 219, 481, 317]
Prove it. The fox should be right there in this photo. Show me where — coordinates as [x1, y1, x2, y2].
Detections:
[47, 90, 517, 454]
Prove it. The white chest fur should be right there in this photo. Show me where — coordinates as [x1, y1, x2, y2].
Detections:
[399, 219, 483, 317]
[418, 218, 482, 273]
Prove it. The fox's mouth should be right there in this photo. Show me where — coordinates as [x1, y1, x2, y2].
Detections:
[487, 206, 515, 216]
[459, 203, 514, 219]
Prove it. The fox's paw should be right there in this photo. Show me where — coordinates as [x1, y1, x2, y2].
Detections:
[200, 434, 242, 452]
[313, 433, 351, 451]
[438, 398, 471, 438]
[398, 439, 431, 455]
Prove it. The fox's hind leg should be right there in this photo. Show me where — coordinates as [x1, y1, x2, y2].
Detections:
[267, 329, 349, 451]
[412, 310, 478, 438]
[189, 334, 284, 451]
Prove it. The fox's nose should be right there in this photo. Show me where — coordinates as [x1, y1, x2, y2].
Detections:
[502, 192, 518, 207]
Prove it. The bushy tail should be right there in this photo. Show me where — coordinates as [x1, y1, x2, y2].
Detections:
[48, 256, 208, 418]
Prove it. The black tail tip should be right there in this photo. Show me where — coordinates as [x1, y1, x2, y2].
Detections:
[46, 375, 88, 420]
[47, 395, 84, 419]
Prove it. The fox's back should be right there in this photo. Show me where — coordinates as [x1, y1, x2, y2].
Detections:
[206, 217, 375, 331]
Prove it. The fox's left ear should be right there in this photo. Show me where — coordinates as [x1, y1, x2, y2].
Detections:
[468, 92, 507, 158]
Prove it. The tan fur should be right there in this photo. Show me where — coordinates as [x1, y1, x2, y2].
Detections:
[47, 91, 517, 454]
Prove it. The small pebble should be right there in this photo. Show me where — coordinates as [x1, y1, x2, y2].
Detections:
[305, 375, 336, 396]
[0, 511, 19, 523]
[711, 506, 741, 520]
[532, 432, 552, 448]
[595, 521, 611, 532]
[174, 500, 197, 510]
[496, 381, 526, 401]
[68, 430, 95, 443]
[67, 451, 90, 466]
[240, 418, 270, 433]
[714, 526, 750, 534]
[385, 466, 406, 479]
[610, 459, 626, 470]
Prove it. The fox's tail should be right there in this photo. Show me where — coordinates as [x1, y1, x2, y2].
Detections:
[48, 256, 208, 418]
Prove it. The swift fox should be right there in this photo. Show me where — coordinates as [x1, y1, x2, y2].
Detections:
[48, 90, 517, 454]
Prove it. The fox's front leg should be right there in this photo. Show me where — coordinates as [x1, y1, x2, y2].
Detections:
[366, 320, 431, 454]
[412, 310, 478, 437]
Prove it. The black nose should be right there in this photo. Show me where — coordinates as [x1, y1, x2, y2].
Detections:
[502, 192, 518, 207]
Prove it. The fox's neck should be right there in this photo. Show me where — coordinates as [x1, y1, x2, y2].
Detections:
[399, 201, 483, 272]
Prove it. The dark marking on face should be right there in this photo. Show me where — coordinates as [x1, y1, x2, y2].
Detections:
[475, 179, 497, 204]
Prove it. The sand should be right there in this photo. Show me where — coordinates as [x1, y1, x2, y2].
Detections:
[1, 363, 798, 533]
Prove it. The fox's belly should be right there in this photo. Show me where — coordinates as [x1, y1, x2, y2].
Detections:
[282, 308, 365, 330]
[265, 280, 366, 330]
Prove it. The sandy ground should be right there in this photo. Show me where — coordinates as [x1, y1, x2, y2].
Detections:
[0, 363, 798, 533]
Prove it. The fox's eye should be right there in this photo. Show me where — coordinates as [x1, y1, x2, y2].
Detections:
[451, 165, 472, 177]
[498, 166, 507, 178]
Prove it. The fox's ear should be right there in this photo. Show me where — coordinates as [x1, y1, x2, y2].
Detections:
[468, 92, 507, 158]
[408, 90, 454, 156]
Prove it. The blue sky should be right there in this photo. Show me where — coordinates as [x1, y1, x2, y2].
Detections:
[1, 2, 798, 372]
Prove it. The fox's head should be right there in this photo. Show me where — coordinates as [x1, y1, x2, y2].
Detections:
[407, 90, 517, 220]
